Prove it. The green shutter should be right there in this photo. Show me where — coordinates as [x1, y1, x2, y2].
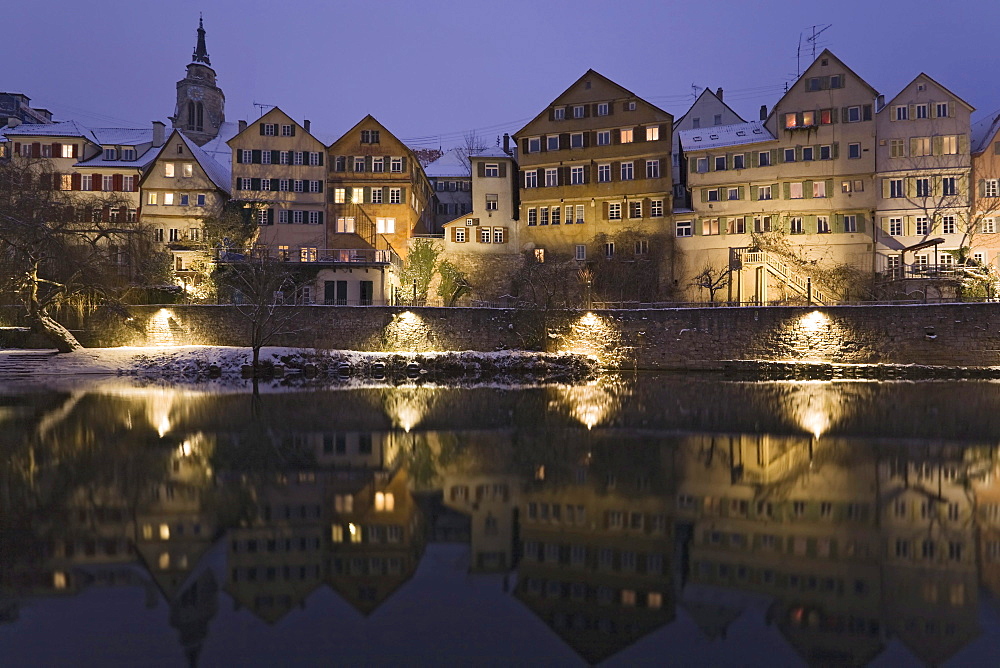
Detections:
[826, 179, 833, 196]
[833, 214, 843, 233]
[804, 180, 813, 198]
[737, 186, 744, 200]
[701, 188, 709, 203]
[770, 149, 778, 165]
[804, 215, 817, 234]
[251, 150, 261, 164]
[364, 186, 370, 203]
[783, 182, 791, 199]
[750, 185, 758, 201]
[750, 151, 758, 168]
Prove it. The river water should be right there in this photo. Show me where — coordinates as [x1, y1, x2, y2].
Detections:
[2, 374, 1000, 666]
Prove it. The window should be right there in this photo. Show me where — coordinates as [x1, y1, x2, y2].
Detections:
[290, 210, 303, 224]
[620, 128, 633, 143]
[620, 162, 633, 180]
[553, 107, 565, 120]
[646, 126, 659, 141]
[728, 187, 740, 200]
[180, 194, 189, 206]
[703, 218, 720, 235]
[455, 227, 466, 243]
[376, 217, 396, 234]
[539, 207, 549, 225]
[937, 102, 950, 117]
[733, 154, 745, 169]
[790, 217, 803, 234]
[278, 210, 290, 224]
[915, 178, 930, 197]
[696, 157, 708, 173]
[164, 163, 175, 177]
[784, 148, 796, 162]
[351, 187, 364, 203]
[575, 244, 586, 260]
[895, 105, 909, 121]
[493, 228, 504, 243]
[604, 242, 615, 259]
[889, 218, 903, 236]
[371, 157, 384, 172]
[371, 188, 382, 203]
[844, 215, 857, 233]
[785, 113, 798, 129]
[651, 199, 663, 217]
[759, 151, 771, 166]
[550, 206, 560, 224]
[941, 135, 959, 155]
[527, 208, 537, 226]
[573, 105, 584, 118]
[758, 185, 772, 200]
[820, 145, 831, 160]
[609, 203, 621, 220]
[802, 146, 814, 161]
[813, 181, 826, 198]
[102, 148, 116, 160]
[571, 166, 585, 184]
[545, 168, 558, 186]
[942, 215, 956, 234]
[122, 148, 135, 161]
[707, 188, 720, 202]
[169, 228, 180, 242]
[820, 109, 833, 125]
[598, 163, 611, 182]
[575, 205, 584, 224]
[676, 220, 693, 237]
[847, 106, 861, 122]
[390, 157, 403, 172]
[889, 179, 904, 198]
[146, 191, 155, 204]
[360, 129, 380, 144]
[485, 194, 498, 210]
[334, 188, 346, 204]
[60, 174, 72, 190]
[817, 216, 830, 233]
[527, 137, 540, 153]
[982, 218, 996, 234]
[916, 216, 930, 235]
[916, 103, 928, 119]
[280, 151, 290, 165]
[728, 217, 746, 234]
[61, 144, 74, 158]
[281, 125, 293, 137]
[597, 130, 610, 146]
[352, 156, 365, 172]
[849, 143, 861, 159]
[911, 136, 931, 156]
[986, 179, 1000, 197]
[789, 182, 803, 199]
[570, 132, 583, 148]
[102, 175, 113, 191]
[335, 217, 355, 233]
[197, 194, 205, 206]
[630, 201, 642, 218]
[524, 171, 538, 188]
[715, 156, 727, 170]
[293, 180, 304, 193]
[802, 111, 815, 126]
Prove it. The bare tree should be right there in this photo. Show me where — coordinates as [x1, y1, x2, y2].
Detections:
[455, 131, 489, 177]
[690, 265, 730, 303]
[411, 148, 444, 168]
[0, 155, 170, 351]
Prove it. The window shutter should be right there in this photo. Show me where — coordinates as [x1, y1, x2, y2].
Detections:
[113, 174, 122, 191]
[71, 173, 81, 190]
[270, 150, 279, 164]
[689, 157, 698, 172]
[400, 186, 406, 201]
[363, 186, 370, 203]
[259, 124, 266, 135]
[13, 142, 20, 155]
[382, 186, 389, 202]
[236, 150, 243, 164]
[750, 186, 758, 201]
[796, 146, 803, 161]
[612, 129, 621, 144]
[52, 142, 61, 156]
[960, 134, 969, 154]
[701, 188, 709, 203]
[804, 180, 813, 198]
[366, 156, 372, 171]
[863, 105, 872, 121]
[833, 214, 843, 234]
[477, 162, 486, 177]
[959, 174, 969, 197]
[267, 208, 274, 225]
[908, 104, 916, 120]
[826, 179, 833, 195]
[522, 138, 529, 154]
[92, 173, 102, 191]
[582, 132, 590, 148]
[856, 214, 866, 233]
[906, 178, 915, 198]
[904, 216, 914, 235]
[737, 186, 744, 200]
[400, 157, 407, 171]
[32, 142, 41, 157]
[537, 168, 544, 184]
[252, 150, 261, 164]
[316, 180, 323, 193]
[635, 126, 645, 143]
[271, 179, 279, 192]
[317, 211, 324, 224]
[882, 179, 891, 199]
[498, 162, 506, 177]
[948, 101, 955, 118]
[770, 149, 778, 165]
[832, 143, 839, 159]
[804, 215, 817, 234]
[318, 152, 324, 166]
[782, 182, 791, 199]
[979, 179, 986, 197]
[290, 125, 296, 136]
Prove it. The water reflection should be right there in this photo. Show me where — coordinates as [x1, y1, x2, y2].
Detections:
[3, 379, 1000, 664]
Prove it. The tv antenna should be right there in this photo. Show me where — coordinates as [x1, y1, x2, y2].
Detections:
[253, 102, 275, 119]
[797, 24, 832, 77]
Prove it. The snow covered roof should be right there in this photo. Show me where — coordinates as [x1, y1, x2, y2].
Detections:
[472, 146, 514, 160]
[89, 127, 153, 146]
[1, 120, 92, 139]
[74, 145, 158, 169]
[678, 120, 774, 151]
[971, 111, 1000, 155]
[177, 131, 231, 193]
[424, 149, 469, 178]
[199, 121, 239, 165]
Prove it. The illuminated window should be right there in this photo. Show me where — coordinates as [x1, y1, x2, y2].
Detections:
[621, 590, 636, 606]
[300, 247, 317, 262]
[802, 111, 815, 126]
[349, 523, 362, 543]
[376, 217, 395, 234]
[789, 182, 803, 199]
[844, 215, 857, 233]
[942, 135, 959, 155]
[53, 571, 67, 589]
[159, 553, 170, 569]
[375, 492, 395, 511]
[352, 187, 364, 203]
[911, 136, 931, 156]
[61, 144, 74, 158]
[534, 248, 545, 263]
[620, 128, 633, 143]
[790, 217, 803, 234]
[60, 174, 72, 190]
[785, 113, 798, 129]
[336, 217, 355, 233]
[334, 188, 346, 204]
[646, 126, 659, 141]
[703, 218, 720, 235]
[164, 163, 175, 177]
[813, 181, 826, 198]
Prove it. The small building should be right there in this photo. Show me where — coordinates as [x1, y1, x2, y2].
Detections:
[425, 148, 473, 233]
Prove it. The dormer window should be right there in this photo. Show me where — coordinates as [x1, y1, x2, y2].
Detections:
[103, 148, 117, 160]
[122, 148, 136, 161]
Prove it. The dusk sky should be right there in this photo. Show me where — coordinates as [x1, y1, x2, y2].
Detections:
[6, 0, 1000, 150]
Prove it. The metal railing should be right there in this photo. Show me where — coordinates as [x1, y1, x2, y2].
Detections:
[216, 246, 403, 272]
[735, 248, 829, 305]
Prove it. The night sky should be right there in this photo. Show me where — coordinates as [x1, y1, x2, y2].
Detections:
[6, 1, 1000, 149]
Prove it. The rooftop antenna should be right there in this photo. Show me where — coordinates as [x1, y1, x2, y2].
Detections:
[691, 83, 700, 99]
[796, 24, 832, 78]
[807, 24, 832, 61]
[252, 102, 274, 119]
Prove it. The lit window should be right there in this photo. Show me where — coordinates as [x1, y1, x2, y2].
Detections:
[147, 191, 156, 205]
[159, 524, 170, 540]
[336, 217, 355, 233]
[941, 135, 959, 155]
[164, 193, 174, 205]
[376, 217, 395, 234]
[620, 128, 633, 143]
[789, 182, 803, 199]
[334, 188, 346, 204]
[164, 163, 175, 177]
[62, 144, 74, 158]
[374, 492, 395, 511]
[813, 181, 826, 198]
[352, 187, 364, 203]
[802, 111, 815, 126]
[785, 113, 798, 129]
[646, 126, 659, 141]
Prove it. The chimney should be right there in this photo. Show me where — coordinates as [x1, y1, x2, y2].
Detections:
[716, 87, 723, 101]
[759, 105, 767, 121]
[152, 120, 165, 147]
[304, 119, 311, 133]
[876, 94, 885, 112]
[238, 119, 247, 133]
[503, 133, 510, 155]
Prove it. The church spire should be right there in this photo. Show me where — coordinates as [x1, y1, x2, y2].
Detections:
[191, 15, 211, 66]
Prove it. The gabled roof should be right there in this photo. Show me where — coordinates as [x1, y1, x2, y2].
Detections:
[2, 120, 93, 139]
[678, 120, 774, 151]
[198, 121, 240, 165]
[514, 69, 671, 138]
[879, 72, 975, 116]
[767, 49, 879, 125]
[90, 127, 155, 146]
[424, 148, 468, 178]
[142, 129, 231, 193]
[328, 114, 425, 174]
[971, 110, 1000, 155]
[74, 145, 158, 169]
[674, 87, 746, 128]
[227, 107, 325, 147]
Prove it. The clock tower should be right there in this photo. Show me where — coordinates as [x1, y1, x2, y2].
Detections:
[171, 17, 225, 146]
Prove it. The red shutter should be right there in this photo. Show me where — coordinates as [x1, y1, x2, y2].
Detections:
[93, 174, 102, 191]
[51, 143, 61, 157]
[72, 144, 78, 158]
[113, 174, 123, 191]
[31, 142, 41, 157]
[13, 142, 20, 155]
[102, 206, 110, 222]
[71, 173, 81, 190]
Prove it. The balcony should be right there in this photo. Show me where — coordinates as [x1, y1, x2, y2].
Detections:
[215, 247, 402, 272]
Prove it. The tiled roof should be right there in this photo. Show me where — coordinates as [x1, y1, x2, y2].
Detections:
[74, 145, 158, 168]
[678, 120, 774, 151]
[1, 120, 92, 139]
[89, 127, 154, 146]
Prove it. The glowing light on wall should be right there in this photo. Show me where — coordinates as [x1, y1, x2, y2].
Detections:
[383, 311, 438, 352]
[146, 309, 178, 346]
[557, 312, 625, 367]
[799, 310, 830, 334]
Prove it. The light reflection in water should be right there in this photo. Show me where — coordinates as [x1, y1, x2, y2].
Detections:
[383, 385, 440, 432]
[550, 375, 631, 430]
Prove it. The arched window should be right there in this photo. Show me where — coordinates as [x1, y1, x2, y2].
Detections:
[195, 102, 204, 131]
[187, 101, 195, 129]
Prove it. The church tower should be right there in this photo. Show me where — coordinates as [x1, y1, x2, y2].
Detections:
[171, 17, 225, 146]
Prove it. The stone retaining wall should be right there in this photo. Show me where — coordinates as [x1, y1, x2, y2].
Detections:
[3, 303, 1000, 369]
